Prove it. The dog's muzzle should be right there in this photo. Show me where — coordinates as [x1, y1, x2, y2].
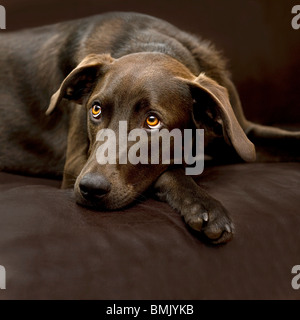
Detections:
[79, 172, 111, 200]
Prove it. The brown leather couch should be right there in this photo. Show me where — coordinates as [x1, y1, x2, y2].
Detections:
[0, 0, 299, 300]
[0, 163, 300, 299]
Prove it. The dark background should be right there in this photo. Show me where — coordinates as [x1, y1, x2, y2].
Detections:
[1, 0, 300, 125]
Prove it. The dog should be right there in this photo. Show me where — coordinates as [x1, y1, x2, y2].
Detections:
[0, 12, 299, 244]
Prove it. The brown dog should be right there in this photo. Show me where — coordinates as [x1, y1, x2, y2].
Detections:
[0, 12, 299, 244]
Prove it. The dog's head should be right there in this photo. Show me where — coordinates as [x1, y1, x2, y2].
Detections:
[47, 53, 255, 209]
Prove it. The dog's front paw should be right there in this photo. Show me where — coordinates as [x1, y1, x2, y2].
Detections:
[182, 199, 234, 244]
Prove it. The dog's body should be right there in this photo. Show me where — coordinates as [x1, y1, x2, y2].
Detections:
[0, 12, 299, 244]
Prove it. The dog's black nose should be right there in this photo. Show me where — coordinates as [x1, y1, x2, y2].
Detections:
[79, 173, 111, 199]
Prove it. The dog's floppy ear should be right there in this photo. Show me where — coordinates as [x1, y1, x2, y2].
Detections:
[46, 54, 114, 115]
[188, 73, 256, 162]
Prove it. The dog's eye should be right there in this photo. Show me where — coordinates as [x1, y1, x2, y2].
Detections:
[91, 102, 102, 119]
[145, 115, 161, 129]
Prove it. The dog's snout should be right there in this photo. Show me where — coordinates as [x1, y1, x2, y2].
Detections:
[79, 173, 111, 199]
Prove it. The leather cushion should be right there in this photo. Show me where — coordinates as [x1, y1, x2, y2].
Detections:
[0, 162, 299, 299]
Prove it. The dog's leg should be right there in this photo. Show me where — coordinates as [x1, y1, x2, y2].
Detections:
[153, 168, 234, 244]
[61, 104, 89, 189]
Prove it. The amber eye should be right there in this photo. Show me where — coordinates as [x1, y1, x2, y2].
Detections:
[146, 115, 161, 129]
[91, 102, 102, 119]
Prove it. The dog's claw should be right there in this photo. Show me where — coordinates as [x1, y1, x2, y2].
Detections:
[202, 212, 209, 222]
[225, 223, 231, 233]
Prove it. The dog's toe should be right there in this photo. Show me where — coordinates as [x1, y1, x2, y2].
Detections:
[183, 204, 208, 231]
[183, 201, 234, 244]
[185, 213, 205, 232]
[203, 221, 234, 244]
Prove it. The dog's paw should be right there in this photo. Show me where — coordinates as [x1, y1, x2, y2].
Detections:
[182, 199, 234, 244]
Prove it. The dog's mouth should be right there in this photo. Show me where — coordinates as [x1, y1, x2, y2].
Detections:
[75, 192, 141, 210]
